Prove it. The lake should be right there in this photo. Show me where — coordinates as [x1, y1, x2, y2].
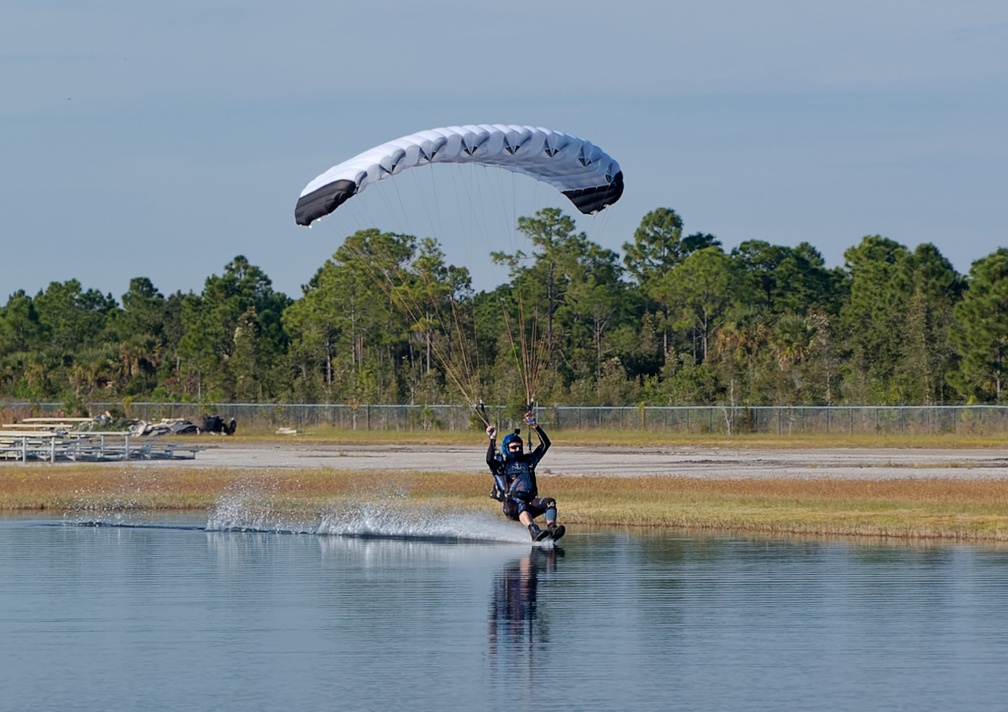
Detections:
[1, 505, 1006, 712]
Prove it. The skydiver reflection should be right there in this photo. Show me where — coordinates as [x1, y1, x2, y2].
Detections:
[488, 546, 562, 680]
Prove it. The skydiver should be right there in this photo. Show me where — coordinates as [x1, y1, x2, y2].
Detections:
[486, 410, 565, 542]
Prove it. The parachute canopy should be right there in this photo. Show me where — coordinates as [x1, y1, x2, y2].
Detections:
[295, 124, 624, 226]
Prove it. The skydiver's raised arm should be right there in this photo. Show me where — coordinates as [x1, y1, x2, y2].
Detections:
[486, 424, 498, 469]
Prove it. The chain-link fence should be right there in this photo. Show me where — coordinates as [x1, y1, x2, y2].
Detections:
[5, 402, 1008, 436]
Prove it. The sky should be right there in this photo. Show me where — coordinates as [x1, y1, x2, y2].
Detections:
[3, 0, 1007, 303]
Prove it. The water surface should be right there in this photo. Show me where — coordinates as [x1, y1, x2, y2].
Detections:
[1, 512, 1006, 711]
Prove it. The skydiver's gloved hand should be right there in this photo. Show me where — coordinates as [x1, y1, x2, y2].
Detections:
[524, 411, 537, 428]
[486, 424, 496, 439]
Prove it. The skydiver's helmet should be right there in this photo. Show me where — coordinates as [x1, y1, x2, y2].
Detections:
[501, 430, 523, 460]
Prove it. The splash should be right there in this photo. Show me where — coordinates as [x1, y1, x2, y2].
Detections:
[316, 502, 528, 543]
[204, 488, 530, 543]
[205, 491, 314, 534]
[63, 498, 149, 528]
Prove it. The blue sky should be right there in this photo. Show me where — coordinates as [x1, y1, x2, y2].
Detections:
[3, 1, 1006, 302]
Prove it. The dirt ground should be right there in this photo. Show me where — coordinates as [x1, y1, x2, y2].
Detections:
[144, 440, 1008, 480]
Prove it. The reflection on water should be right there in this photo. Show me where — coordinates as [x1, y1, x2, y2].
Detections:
[2, 516, 1008, 712]
[488, 546, 561, 686]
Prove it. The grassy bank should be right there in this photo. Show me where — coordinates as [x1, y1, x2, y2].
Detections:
[3, 465, 1007, 542]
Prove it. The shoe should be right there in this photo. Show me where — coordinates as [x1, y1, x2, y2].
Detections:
[548, 523, 566, 541]
[529, 524, 550, 542]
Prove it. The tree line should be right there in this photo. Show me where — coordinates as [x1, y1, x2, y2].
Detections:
[2, 207, 1007, 413]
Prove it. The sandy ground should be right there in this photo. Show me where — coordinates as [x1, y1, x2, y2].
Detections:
[131, 440, 1008, 480]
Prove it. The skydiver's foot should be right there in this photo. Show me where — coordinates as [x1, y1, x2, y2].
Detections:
[529, 524, 550, 542]
[548, 523, 566, 541]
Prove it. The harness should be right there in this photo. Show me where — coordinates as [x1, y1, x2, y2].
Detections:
[502, 457, 537, 500]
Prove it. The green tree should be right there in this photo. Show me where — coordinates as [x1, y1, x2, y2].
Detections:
[892, 244, 964, 404]
[31, 280, 118, 400]
[765, 313, 816, 404]
[623, 209, 721, 362]
[283, 263, 345, 401]
[733, 240, 843, 316]
[321, 229, 417, 404]
[948, 249, 1008, 402]
[562, 240, 627, 383]
[177, 256, 291, 402]
[34, 279, 118, 359]
[176, 292, 217, 400]
[0, 291, 44, 398]
[839, 236, 912, 403]
[653, 247, 747, 365]
[709, 319, 766, 406]
[114, 277, 169, 395]
[623, 208, 685, 286]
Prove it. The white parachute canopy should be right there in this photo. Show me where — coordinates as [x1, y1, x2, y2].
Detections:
[295, 124, 624, 226]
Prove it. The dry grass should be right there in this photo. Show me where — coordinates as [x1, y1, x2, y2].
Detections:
[3, 464, 1008, 542]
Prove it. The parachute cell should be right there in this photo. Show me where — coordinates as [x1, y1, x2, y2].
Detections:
[294, 124, 624, 226]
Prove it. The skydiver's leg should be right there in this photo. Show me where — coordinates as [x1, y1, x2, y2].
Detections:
[536, 497, 564, 540]
[522, 501, 560, 541]
[538, 497, 558, 526]
[503, 499, 520, 521]
[517, 504, 549, 540]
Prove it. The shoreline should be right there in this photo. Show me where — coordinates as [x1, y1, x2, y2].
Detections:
[3, 440, 1008, 542]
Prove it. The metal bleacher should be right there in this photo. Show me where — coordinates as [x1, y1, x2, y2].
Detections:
[0, 418, 201, 463]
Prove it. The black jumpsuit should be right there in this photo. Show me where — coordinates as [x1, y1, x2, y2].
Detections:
[487, 425, 556, 521]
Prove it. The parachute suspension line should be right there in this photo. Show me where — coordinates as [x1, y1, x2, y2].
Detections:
[587, 199, 616, 249]
[411, 161, 489, 419]
[520, 285, 552, 407]
[500, 302, 533, 408]
[451, 163, 489, 266]
[474, 401, 491, 428]
[445, 275, 488, 422]
[481, 165, 512, 254]
[340, 181, 375, 238]
[509, 170, 517, 250]
[446, 163, 474, 266]
[389, 175, 413, 234]
[422, 286, 483, 412]
[519, 297, 539, 408]
[500, 280, 552, 413]
[464, 164, 484, 252]
[338, 239, 486, 414]
[413, 262, 480, 408]
[408, 162, 441, 246]
[370, 177, 395, 225]
[492, 164, 519, 253]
